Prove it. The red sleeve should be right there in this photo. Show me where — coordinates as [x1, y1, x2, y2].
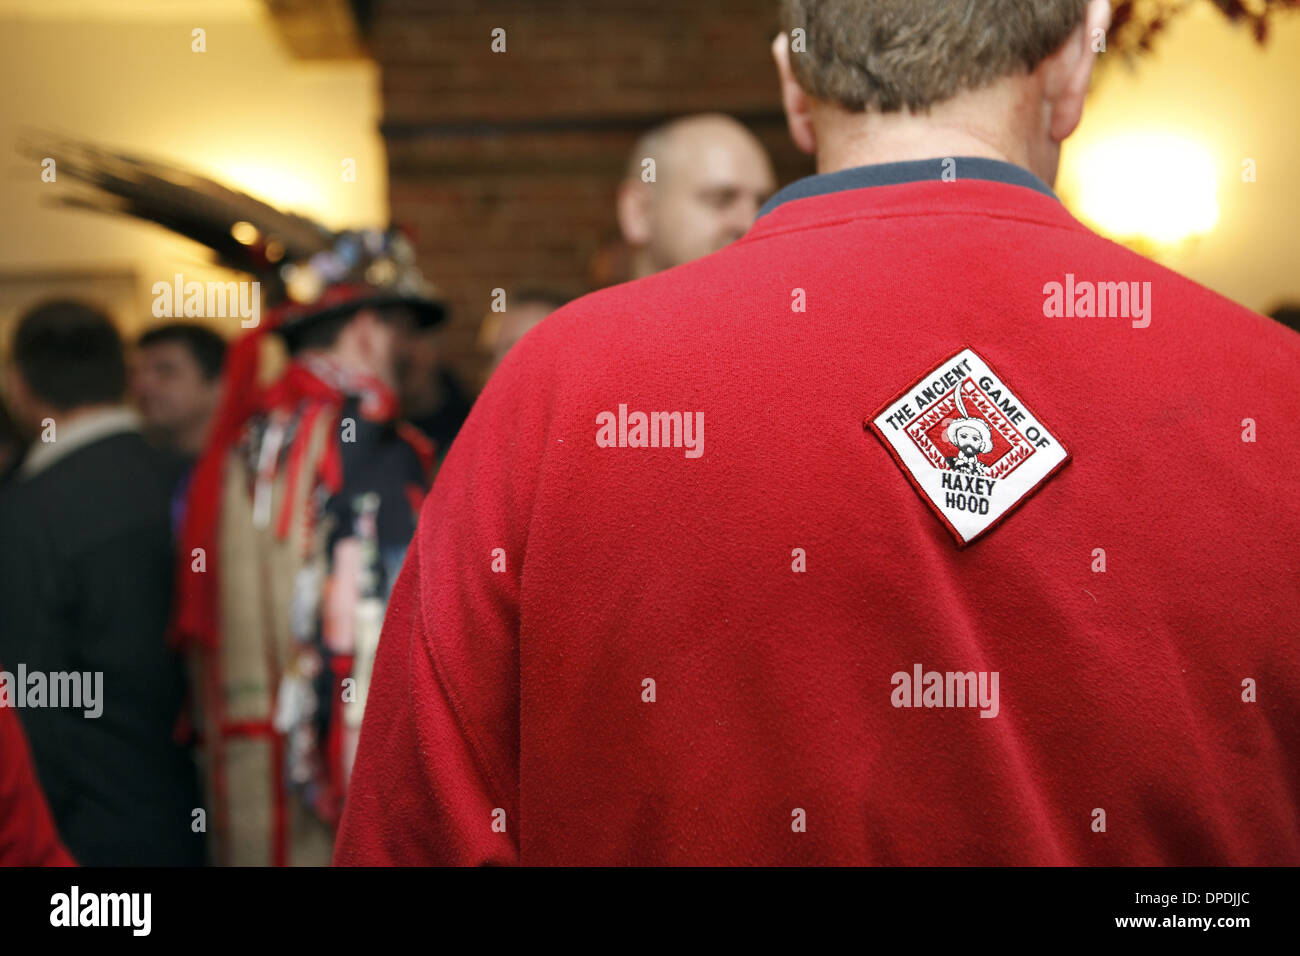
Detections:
[0, 696, 75, 867]
[334, 323, 559, 866]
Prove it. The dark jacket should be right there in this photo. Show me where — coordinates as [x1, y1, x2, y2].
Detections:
[0, 426, 204, 865]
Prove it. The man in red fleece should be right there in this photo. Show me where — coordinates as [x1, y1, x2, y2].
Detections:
[1, 687, 74, 866]
[336, 0, 1300, 865]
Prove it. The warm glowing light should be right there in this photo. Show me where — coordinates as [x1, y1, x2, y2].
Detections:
[1069, 133, 1220, 246]
[212, 162, 329, 221]
[230, 221, 259, 245]
[282, 263, 323, 303]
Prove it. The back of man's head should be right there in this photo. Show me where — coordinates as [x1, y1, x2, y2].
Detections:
[782, 0, 1087, 114]
[9, 299, 126, 414]
[776, 0, 1108, 186]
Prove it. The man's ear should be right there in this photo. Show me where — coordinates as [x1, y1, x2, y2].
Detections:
[773, 32, 816, 156]
[1046, 0, 1112, 144]
[616, 179, 653, 248]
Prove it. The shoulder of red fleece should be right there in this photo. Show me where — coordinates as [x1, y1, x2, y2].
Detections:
[1081, 228, 1300, 366]
[1018, 196, 1300, 368]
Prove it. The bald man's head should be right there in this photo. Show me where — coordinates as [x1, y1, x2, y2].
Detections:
[617, 113, 776, 279]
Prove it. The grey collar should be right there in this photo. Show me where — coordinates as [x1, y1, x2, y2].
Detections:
[757, 157, 1057, 220]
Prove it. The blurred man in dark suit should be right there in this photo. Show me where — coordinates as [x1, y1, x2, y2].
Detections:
[0, 299, 203, 866]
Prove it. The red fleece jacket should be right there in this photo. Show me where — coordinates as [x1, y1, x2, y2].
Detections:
[0, 693, 74, 867]
[335, 172, 1300, 866]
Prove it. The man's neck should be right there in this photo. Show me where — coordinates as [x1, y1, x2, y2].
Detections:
[18, 403, 139, 478]
[810, 79, 1054, 185]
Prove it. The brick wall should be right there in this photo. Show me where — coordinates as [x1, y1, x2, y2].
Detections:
[369, 0, 813, 384]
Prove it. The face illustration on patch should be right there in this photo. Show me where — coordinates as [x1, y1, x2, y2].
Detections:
[949, 420, 992, 460]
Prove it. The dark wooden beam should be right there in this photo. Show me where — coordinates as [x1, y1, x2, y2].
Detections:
[260, 0, 364, 60]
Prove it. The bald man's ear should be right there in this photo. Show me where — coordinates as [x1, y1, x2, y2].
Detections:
[773, 32, 816, 156]
[616, 179, 653, 248]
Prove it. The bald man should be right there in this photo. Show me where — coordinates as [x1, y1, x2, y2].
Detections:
[617, 113, 776, 278]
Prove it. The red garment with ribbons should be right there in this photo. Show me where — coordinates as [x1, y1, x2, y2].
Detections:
[171, 283, 393, 651]
[169, 287, 433, 867]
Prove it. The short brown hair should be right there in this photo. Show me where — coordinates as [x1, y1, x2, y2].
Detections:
[782, 0, 1088, 113]
[11, 299, 126, 410]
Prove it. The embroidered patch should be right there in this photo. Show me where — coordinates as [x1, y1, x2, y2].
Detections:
[867, 347, 1070, 547]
